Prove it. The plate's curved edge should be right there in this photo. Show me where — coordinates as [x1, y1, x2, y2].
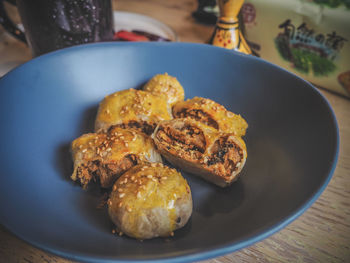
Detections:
[0, 42, 340, 263]
[113, 11, 178, 42]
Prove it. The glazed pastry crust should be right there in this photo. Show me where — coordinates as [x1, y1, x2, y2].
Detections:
[95, 89, 172, 134]
[108, 163, 192, 239]
[143, 73, 185, 106]
[172, 97, 248, 137]
[153, 118, 247, 187]
[71, 127, 162, 188]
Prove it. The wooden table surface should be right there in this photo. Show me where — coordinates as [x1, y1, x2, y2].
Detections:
[1, 0, 349, 262]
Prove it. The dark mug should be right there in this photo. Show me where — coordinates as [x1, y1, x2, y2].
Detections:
[0, 0, 114, 56]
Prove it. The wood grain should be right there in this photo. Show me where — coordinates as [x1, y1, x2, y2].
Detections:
[1, 0, 350, 262]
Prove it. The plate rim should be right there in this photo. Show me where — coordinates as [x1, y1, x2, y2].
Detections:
[113, 10, 178, 41]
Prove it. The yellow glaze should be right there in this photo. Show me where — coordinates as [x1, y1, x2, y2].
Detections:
[173, 97, 248, 137]
[95, 89, 172, 132]
[109, 163, 191, 239]
[143, 73, 185, 106]
[71, 127, 160, 184]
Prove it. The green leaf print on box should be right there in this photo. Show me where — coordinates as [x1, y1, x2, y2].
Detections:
[275, 19, 347, 76]
[312, 0, 350, 9]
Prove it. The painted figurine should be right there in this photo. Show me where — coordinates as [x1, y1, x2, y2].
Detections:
[209, 0, 251, 54]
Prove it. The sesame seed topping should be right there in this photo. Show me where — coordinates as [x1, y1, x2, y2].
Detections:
[108, 200, 112, 206]
[117, 188, 123, 192]
[119, 193, 125, 198]
[82, 149, 87, 153]
[226, 111, 234, 118]
[137, 192, 141, 198]
[127, 206, 132, 212]
[147, 175, 153, 179]
[118, 202, 123, 207]
[112, 185, 117, 191]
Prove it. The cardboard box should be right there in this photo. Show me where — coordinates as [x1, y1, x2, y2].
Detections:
[242, 0, 350, 97]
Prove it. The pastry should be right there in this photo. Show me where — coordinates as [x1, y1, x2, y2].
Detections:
[108, 163, 192, 239]
[71, 127, 162, 188]
[143, 73, 185, 106]
[95, 89, 172, 134]
[173, 97, 248, 137]
[153, 118, 247, 187]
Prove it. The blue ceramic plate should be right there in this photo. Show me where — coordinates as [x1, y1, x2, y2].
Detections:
[0, 43, 338, 262]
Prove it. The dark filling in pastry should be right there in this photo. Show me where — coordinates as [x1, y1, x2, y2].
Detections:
[113, 121, 156, 135]
[206, 136, 244, 176]
[76, 154, 138, 188]
[156, 123, 206, 159]
[175, 109, 219, 130]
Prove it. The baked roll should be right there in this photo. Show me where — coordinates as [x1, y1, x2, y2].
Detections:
[95, 89, 172, 134]
[153, 118, 247, 187]
[108, 163, 192, 239]
[143, 73, 185, 106]
[71, 127, 162, 189]
[172, 97, 248, 137]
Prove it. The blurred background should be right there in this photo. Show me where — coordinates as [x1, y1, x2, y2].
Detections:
[1, 0, 349, 97]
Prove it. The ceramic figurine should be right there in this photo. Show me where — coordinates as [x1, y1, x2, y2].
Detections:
[209, 0, 251, 54]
